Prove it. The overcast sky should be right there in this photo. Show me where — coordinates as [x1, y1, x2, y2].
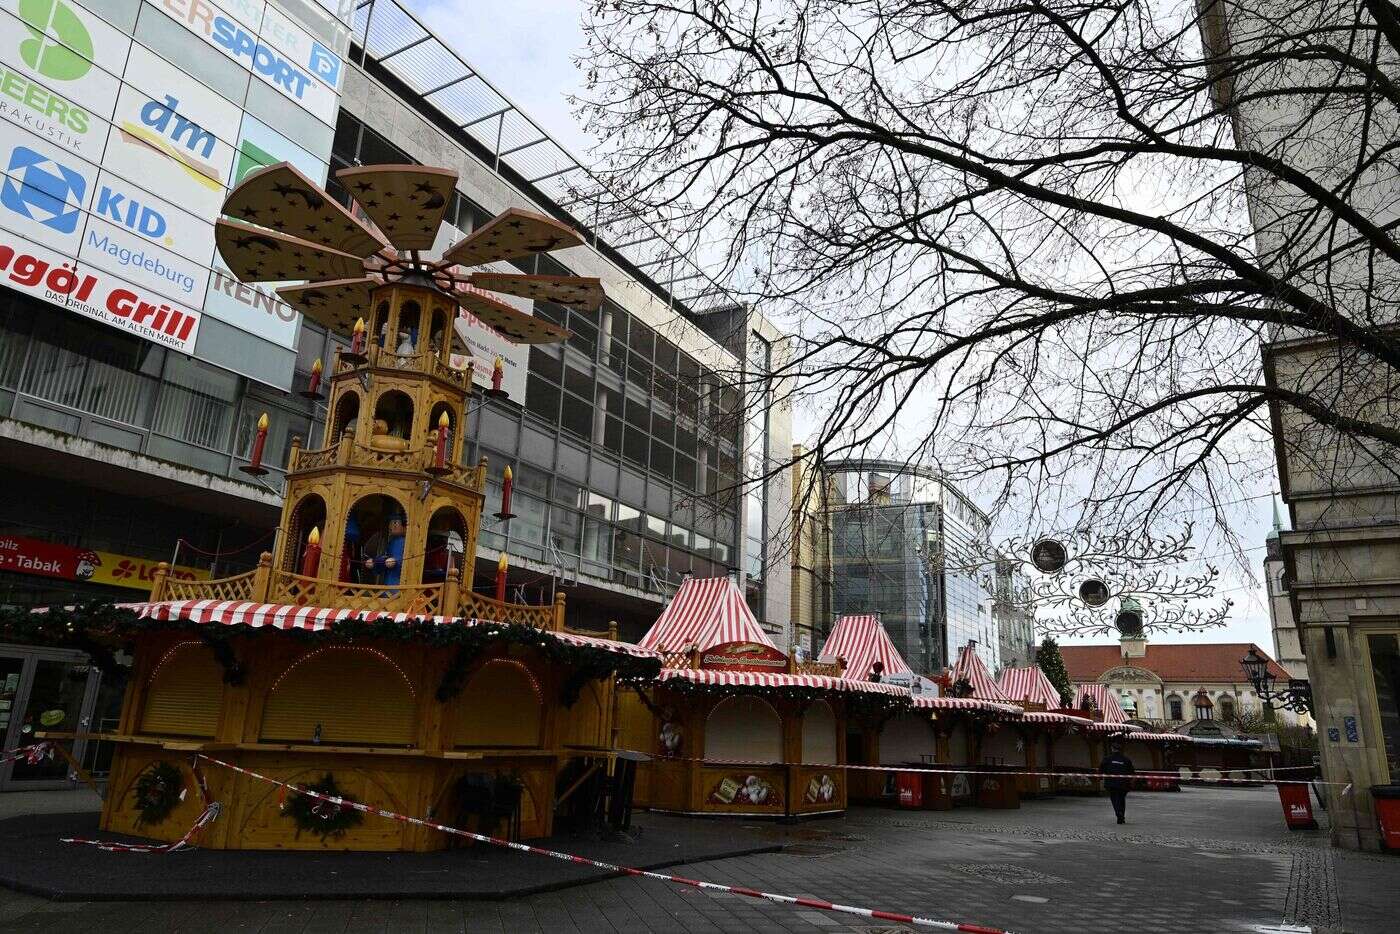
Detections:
[415, 0, 1281, 655]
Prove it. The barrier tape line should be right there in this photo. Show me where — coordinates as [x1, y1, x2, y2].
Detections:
[622, 750, 1341, 786]
[62, 802, 222, 853]
[0, 741, 53, 766]
[195, 754, 1010, 934]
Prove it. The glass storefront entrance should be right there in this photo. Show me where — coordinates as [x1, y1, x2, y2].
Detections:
[0, 645, 102, 790]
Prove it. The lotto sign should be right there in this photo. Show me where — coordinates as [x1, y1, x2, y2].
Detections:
[154, 0, 342, 125]
[0, 226, 201, 352]
[0, 533, 208, 589]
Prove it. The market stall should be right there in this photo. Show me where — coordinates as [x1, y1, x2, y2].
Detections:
[1051, 683, 1141, 794]
[996, 665, 1094, 797]
[619, 582, 908, 817]
[940, 644, 1029, 808]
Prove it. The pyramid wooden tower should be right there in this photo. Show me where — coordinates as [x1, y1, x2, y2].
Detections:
[87, 164, 660, 852]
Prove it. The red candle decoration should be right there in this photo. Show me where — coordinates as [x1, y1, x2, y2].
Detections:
[240, 412, 270, 475]
[495, 552, 508, 602]
[491, 355, 504, 393]
[309, 358, 323, 393]
[351, 318, 366, 355]
[434, 410, 450, 470]
[495, 464, 516, 519]
[300, 526, 322, 578]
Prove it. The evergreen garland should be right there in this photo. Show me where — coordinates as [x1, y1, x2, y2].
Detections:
[1036, 637, 1076, 707]
[0, 602, 662, 697]
[286, 773, 363, 840]
[628, 674, 913, 718]
[132, 760, 184, 826]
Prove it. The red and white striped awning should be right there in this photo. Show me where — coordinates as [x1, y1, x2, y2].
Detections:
[912, 695, 1024, 716]
[950, 643, 1015, 704]
[996, 666, 1064, 709]
[818, 614, 912, 682]
[1074, 683, 1132, 724]
[129, 600, 659, 659]
[1084, 721, 1142, 734]
[1019, 710, 1094, 726]
[1124, 731, 1191, 743]
[656, 667, 911, 697]
[637, 576, 777, 654]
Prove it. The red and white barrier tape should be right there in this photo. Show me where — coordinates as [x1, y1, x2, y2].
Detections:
[627, 750, 1340, 786]
[62, 802, 222, 853]
[195, 754, 1009, 934]
[0, 741, 53, 766]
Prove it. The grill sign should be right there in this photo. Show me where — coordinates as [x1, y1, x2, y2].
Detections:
[700, 641, 788, 671]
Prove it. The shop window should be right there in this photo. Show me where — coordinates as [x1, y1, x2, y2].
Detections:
[802, 700, 838, 764]
[706, 696, 781, 762]
[1370, 634, 1400, 782]
[1168, 696, 1184, 720]
[140, 642, 224, 738]
[261, 647, 416, 745]
[453, 660, 543, 747]
[526, 375, 561, 423]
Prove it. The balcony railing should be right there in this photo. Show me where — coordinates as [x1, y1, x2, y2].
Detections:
[148, 554, 567, 630]
[332, 345, 472, 392]
[288, 436, 486, 492]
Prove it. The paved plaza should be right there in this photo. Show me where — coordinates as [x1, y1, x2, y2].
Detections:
[0, 784, 1395, 933]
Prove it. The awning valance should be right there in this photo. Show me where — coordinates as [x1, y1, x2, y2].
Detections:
[655, 666, 910, 697]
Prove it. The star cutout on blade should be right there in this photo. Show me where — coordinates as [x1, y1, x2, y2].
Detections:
[240, 206, 259, 219]
[355, 181, 374, 192]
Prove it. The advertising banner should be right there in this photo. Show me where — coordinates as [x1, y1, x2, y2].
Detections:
[152, 0, 342, 125]
[0, 532, 209, 590]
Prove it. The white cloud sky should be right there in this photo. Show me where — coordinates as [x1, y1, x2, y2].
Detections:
[417, 0, 1283, 658]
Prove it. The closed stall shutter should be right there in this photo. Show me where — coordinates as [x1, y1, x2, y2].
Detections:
[878, 713, 934, 765]
[706, 696, 782, 762]
[140, 642, 224, 738]
[801, 700, 838, 764]
[260, 647, 416, 746]
[454, 660, 543, 747]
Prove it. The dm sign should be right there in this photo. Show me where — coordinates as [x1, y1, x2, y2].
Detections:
[700, 641, 788, 672]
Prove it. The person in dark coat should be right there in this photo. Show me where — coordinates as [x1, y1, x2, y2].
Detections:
[1100, 743, 1136, 824]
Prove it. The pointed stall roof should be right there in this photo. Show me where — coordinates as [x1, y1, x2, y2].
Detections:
[996, 665, 1064, 709]
[638, 576, 778, 654]
[818, 615, 912, 682]
[1074, 682, 1131, 724]
[950, 643, 1014, 703]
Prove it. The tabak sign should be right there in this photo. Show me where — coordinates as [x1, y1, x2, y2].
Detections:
[700, 641, 788, 672]
[0, 533, 209, 590]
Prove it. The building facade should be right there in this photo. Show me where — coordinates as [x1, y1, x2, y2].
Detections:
[820, 459, 999, 674]
[1199, 2, 1400, 849]
[1060, 636, 1300, 729]
[0, 0, 791, 789]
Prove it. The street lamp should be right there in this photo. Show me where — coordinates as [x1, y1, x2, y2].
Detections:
[1240, 646, 1312, 715]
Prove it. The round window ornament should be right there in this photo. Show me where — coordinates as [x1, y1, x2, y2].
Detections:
[39, 709, 66, 727]
[1078, 578, 1110, 608]
[1115, 597, 1145, 637]
[1029, 538, 1068, 574]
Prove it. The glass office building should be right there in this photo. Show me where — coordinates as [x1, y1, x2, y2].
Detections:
[823, 460, 1000, 674]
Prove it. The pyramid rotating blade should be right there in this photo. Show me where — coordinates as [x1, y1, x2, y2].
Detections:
[216, 219, 366, 284]
[467, 272, 603, 311]
[452, 287, 570, 344]
[277, 278, 379, 336]
[221, 162, 387, 257]
[334, 164, 458, 251]
[442, 208, 584, 268]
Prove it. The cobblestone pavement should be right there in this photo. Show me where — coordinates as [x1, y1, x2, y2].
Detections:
[0, 784, 1395, 933]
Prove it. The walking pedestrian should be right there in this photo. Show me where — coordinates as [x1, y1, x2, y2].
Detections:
[1100, 742, 1136, 824]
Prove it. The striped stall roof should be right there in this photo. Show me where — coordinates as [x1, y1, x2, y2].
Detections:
[950, 643, 1014, 704]
[1126, 731, 1193, 743]
[912, 695, 1024, 716]
[656, 667, 910, 696]
[1074, 682, 1131, 724]
[818, 615, 913, 681]
[128, 600, 659, 659]
[637, 576, 777, 653]
[996, 666, 1064, 709]
[1019, 710, 1094, 726]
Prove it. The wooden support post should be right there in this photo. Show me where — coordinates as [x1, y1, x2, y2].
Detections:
[553, 591, 566, 631]
[149, 562, 169, 601]
[288, 436, 302, 471]
[252, 551, 274, 602]
[442, 564, 461, 619]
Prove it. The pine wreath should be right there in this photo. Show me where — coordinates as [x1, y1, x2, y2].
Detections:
[132, 761, 184, 826]
[286, 773, 364, 839]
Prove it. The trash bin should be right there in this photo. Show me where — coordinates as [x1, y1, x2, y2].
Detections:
[1276, 781, 1317, 830]
[1371, 785, 1400, 849]
[896, 771, 923, 808]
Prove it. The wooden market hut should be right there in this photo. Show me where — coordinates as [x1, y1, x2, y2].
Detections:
[1046, 682, 1143, 794]
[995, 665, 1095, 797]
[619, 580, 908, 818]
[35, 162, 664, 852]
